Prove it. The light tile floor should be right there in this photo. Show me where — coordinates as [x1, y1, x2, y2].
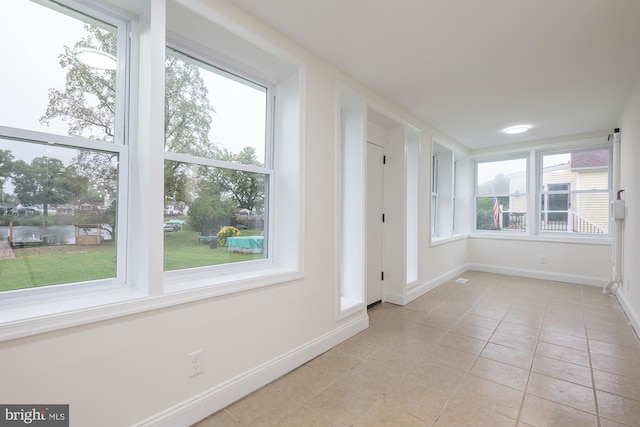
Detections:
[194, 272, 640, 426]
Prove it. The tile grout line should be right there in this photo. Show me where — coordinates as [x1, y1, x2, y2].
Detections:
[582, 284, 602, 427]
[512, 285, 549, 427]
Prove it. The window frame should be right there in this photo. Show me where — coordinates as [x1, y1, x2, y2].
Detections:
[430, 139, 469, 244]
[162, 43, 275, 280]
[0, 0, 131, 301]
[536, 146, 612, 237]
[473, 154, 529, 233]
[0, 0, 305, 342]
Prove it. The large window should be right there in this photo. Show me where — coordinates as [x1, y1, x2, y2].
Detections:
[0, 0, 128, 294]
[539, 148, 610, 235]
[475, 157, 527, 231]
[0, 0, 303, 339]
[163, 48, 271, 272]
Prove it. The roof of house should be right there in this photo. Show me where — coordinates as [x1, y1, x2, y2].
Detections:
[571, 150, 608, 169]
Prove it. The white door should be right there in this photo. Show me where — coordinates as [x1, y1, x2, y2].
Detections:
[367, 142, 384, 306]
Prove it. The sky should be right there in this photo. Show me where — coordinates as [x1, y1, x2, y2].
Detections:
[476, 153, 572, 186]
[0, 0, 266, 168]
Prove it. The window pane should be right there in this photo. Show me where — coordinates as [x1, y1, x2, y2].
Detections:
[0, 138, 118, 292]
[165, 49, 267, 164]
[475, 158, 527, 232]
[164, 161, 267, 272]
[540, 188, 609, 234]
[475, 196, 526, 231]
[0, 0, 118, 142]
[476, 158, 527, 196]
[571, 192, 609, 234]
[542, 149, 609, 190]
[540, 149, 610, 235]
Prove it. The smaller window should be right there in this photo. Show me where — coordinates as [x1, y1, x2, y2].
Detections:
[475, 157, 527, 232]
[431, 141, 459, 240]
[538, 148, 610, 235]
[452, 161, 457, 233]
[431, 153, 438, 236]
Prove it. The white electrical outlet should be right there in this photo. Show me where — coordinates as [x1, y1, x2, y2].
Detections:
[539, 255, 546, 264]
[187, 350, 204, 378]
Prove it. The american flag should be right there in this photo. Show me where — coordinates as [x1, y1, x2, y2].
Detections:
[493, 197, 499, 229]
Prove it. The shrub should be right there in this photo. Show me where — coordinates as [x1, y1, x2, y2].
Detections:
[217, 225, 241, 246]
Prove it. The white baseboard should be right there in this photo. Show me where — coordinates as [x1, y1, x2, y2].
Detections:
[134, 314, 369, 427]
[468, 263, 609, 287]
[400, 265, 469, 305]
[616, 290, 640, 341]
[385, 263, 609, 307]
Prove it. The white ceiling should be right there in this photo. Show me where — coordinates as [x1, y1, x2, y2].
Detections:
[228, 0, 640, 150]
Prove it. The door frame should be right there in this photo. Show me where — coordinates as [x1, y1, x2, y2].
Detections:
[366, 141, 385, 306]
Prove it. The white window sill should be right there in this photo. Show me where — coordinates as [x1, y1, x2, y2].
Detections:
[164, 265, 302, 298]
[430, 233, 470, 247]
[0, 266, 302, 343]
[338, 297, 364, 319]
[0, 286, 148, 343]
[470, 232, 612, 245]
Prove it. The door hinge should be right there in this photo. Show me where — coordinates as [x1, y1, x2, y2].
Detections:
[383, 155, 386, 164]
[382, 213, 385, 222]
[381, 271, 384, 281]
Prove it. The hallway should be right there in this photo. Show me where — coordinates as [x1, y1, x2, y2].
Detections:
[196, 272, 640, 426]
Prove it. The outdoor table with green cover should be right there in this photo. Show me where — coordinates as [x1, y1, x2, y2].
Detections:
[226, 236, 264, 253]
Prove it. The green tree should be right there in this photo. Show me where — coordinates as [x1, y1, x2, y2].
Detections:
[164, 54, 217, 206]
[39, 25, 216, 226]
[215, 147, 265, 212]
[38, 24, 120, 231]
[186, 165, 234, 232]
[475, 196, 509, 230]
[0, 149, 14, 201]
[40, 25, 117, 142]
[164, 54, 216, 157]
[67, 151, 117, 202]
[11, 157, 73, 217]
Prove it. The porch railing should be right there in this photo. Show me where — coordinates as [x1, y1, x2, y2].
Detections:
[500, 210, 607, 234]
[570, 211, 606, 234]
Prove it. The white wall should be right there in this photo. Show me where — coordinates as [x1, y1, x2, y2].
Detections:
[469, 237, 611, 285]
[617, 74, 640, 334]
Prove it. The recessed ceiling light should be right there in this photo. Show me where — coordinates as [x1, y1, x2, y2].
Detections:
[74, 47, 117, 70]
[503, 125, 530, 135]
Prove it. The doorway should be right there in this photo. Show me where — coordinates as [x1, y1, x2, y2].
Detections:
[366, 142, 384, 306]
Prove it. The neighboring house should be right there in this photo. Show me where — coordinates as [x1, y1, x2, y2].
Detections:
[16, 206, 41, 217]
[568, 150, 609, 232]
[0, 203, 16, 215]
[504, 151, 609, 234]
[164, 202, 184, 216]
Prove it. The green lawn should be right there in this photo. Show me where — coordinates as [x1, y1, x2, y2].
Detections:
[0, 230, 264, 292]
[163, 230, 264, 270]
